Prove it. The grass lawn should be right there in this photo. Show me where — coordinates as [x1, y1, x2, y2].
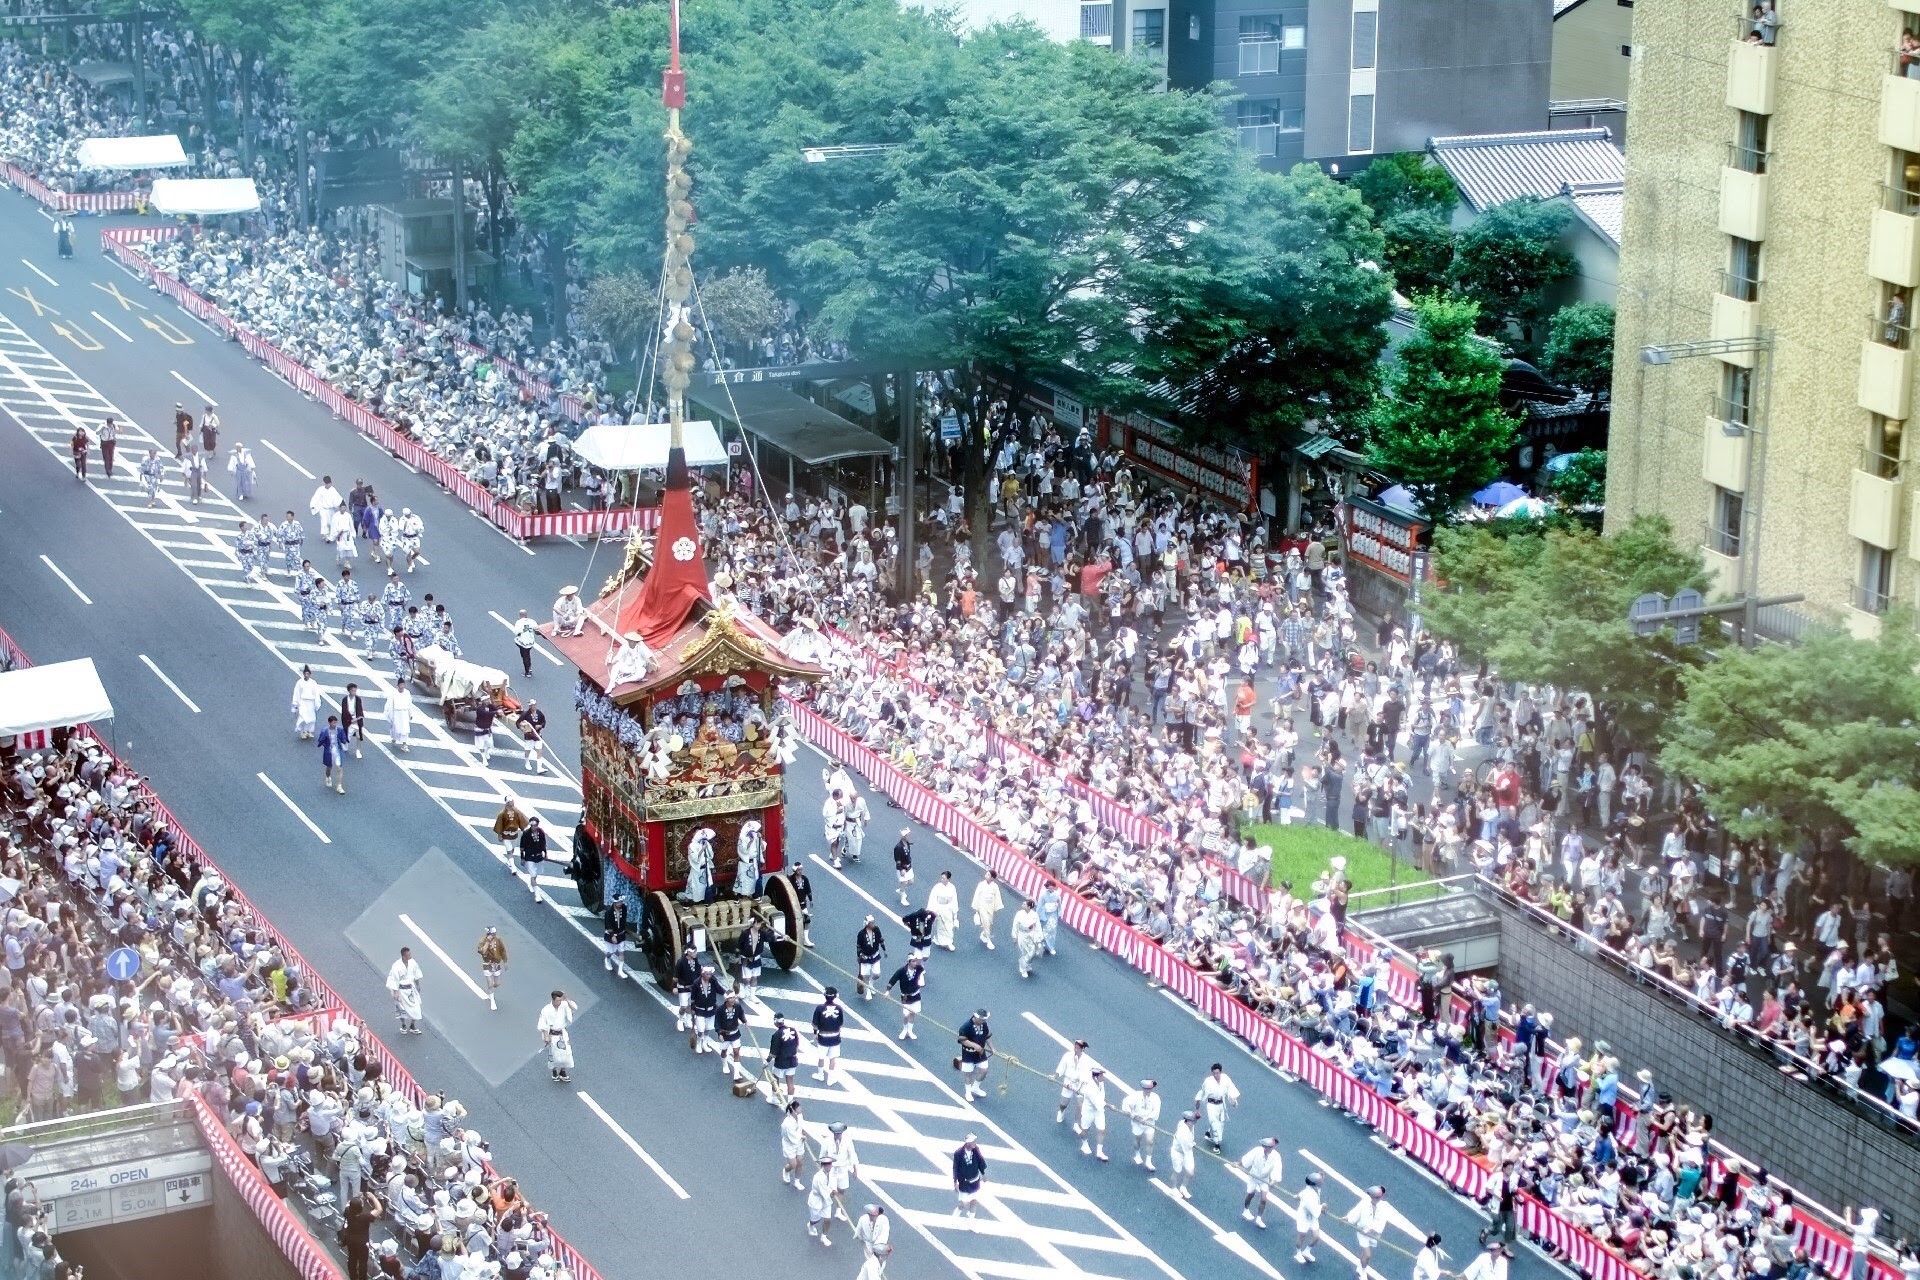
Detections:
[1243, 821, 1440, 904]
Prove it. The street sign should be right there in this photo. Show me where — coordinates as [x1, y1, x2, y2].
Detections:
[726, 441, 741, 457]
[103, 947, 141, 982]
[1629, 592, 1668, 637]
[1669, 588, 1705, 644]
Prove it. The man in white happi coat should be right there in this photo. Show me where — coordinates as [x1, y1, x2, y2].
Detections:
[1123, 1079, 1161, 1169]
[386, 947, 425, 1035]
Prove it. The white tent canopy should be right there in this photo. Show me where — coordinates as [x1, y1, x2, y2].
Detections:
[76, 134, 187, 171]
[0, 660, 114, 738]
[571, 420, 728, 472]
[150, 177, 260, 216]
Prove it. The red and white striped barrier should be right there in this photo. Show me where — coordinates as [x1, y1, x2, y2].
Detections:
[519, 506, 660, 539]
[188, 1092, 346, 1280]
[1, 162, 140, 213]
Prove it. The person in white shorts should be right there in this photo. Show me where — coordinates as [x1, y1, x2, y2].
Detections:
[779, 1100, 808, 1188]
[1168, 1110, 1199, 1199]
[1344, 1185, 1392, 1278]
[1123, 1080, 1160, 1169]
[1054, 1040, 1091, 1123]
[1239, 1137, 1282, 1228]
[1294, 1172, 1325, 1262]
[1076, 1068, 1110, 1161]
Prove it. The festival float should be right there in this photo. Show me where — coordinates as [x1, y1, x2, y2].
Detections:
[543, 5, 821, 979]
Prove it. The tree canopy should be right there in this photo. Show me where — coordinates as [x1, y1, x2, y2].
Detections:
[1660, 618, 1920, 864]
[1422, 516, 1708, 740]
[1542, 301, 1616, 398]
[1448, 197, 1577, 343]
[1365, 294, 1518, 521]
[1350, 153, 1457, 220]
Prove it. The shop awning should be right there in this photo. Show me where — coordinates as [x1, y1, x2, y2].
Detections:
[75, 135, 187, 171]
[689, 382, 893, 465]
[571, 420, 728, 472]
[150, 177, 260, 216]
[0, 660, 114, 737]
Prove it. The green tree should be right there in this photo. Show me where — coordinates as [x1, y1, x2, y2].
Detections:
[1548, 448, 1608, 507]
[1350, 152, 1457, 220]
[1151, 164, 1393, 451]
[583, 270, 661, 365]
[282, 0, 501, 138]
[1378, 208, 1454, 297]
[174, 0, 311, 164]
[1659, 619, 1920, 864]
[1542, 301, 1616, 397]
[1422, 516, 1708, 739]
[799, 26, 1239, 565]
[1366, 294, 1519, 521]
[698, 267, 785, 358]
[1448, 197, 1576, 343]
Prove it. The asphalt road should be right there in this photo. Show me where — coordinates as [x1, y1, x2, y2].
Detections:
[0, 190, 1557, 1280]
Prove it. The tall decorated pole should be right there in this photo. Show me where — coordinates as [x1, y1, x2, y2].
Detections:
[660, 0, 694, 471]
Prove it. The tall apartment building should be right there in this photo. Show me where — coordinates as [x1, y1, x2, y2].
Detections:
[1606, 2, 1917, 637]
[1110, 0, 1550, 169]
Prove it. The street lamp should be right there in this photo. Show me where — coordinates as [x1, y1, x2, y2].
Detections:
[1637, 332, 1784, 648]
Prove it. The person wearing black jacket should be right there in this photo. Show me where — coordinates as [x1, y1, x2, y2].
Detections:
[715, 992, 746, 1079]
[341, 682, 368, 759]
[789, 859, 815, 945]
[811, 987, 846, 1082]
[689, 969, 721, 1055]
[516, 818, 549, 904]
[671, 946, 701, 1033]
[886, 957, 927, 1040]
[902, 907, 936, 961]
[892, 830, 915, 907]
[854, 918, 888, 1001]
[952, 1135, 988, 1218]
[601, 897, 630, 977]
[957, 1009, 993, 1101]
[768, 1013, 802, 1107]
[343, 1189, 384, 1280]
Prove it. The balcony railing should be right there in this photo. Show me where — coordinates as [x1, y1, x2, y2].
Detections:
[1870, 309, 1916, 348]
[1895, 39, 1920, 79]
[1853, 580, 1894, 614]
[1705, 521, 1742, 557]
[1862, 443, 1905, 480]
[1726, 140, 1770, 174]
[1718, 268, 1762, 303]
[1710, 392, 1754, 430]
[1883, 180, 1920, 215]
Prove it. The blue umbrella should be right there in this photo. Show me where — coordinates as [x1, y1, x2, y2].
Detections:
[1473, 480, 1528, 506]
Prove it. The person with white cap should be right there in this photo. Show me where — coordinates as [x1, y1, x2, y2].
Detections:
[811, 987, 846, 1082]
[1294, 1172, 1325, 1262]
[1053, 1040, 1091, 1123]
[1239, 1137, 1283, 1228]
[768, 1013, 802, 1108]
[1168, 1109, 1198, 1199]
[779, 1099, 808, 1188]
[1123, 1079, 1161, 1169]
[957, 1009, 993, 1100]
[806, 1155, 839, 1245]
[475, 927, 508, 1010]
[952, 1134, 988, 1218]
[1344, 1184, 1393, 1278]
[854, 917, 887, 1001]
[386, 946, 425, 1035]
[823, 1120, 859, 1212]
[856, 1240, 893, 1280]
[512, 609, 540, 677]
[855, 1203, 892, 1261]
[885, 955, 927, 1040]
[551, 586, 586, 637]
[399, 506, 425, 572]
[1460, 1238, 1506, 1280]
[1076, 1067, 1111, 1161]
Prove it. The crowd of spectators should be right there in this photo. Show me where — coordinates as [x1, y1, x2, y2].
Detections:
[1, 732, 579, 1279]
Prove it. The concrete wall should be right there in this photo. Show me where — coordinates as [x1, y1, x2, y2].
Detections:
[1486, 889, 1920, 1234]
[1551, 0, 1634, 106]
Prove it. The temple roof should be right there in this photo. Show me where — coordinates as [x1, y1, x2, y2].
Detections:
[543, 586, 821, 704]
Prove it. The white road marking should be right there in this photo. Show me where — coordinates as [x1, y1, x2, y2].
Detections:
[577, 1091, 692, 1200]
[808, 855, 906, 929]
[488, 610, 562, 665]
[397, 912, 491, 1000]
[256, 771, 331, 844]
[38, 554, 92, 604]
[20, 260, 57, 287]
[169, 370, 215, 404]
[257, 436, 313, 479]
[90, 311, 133, 342]
[1149, 1178, 1290, 1280]
[138, 654, 202, 712]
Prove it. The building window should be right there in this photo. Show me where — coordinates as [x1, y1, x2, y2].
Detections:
[1348, 93, 1375, 154]
[1080, 3, 1112, 39]
[1620, 43, 1632, 56]
[1865, 414, 1905, 480]
[1730, 110, 1769, 174]
[1716, 364, 1754, 429]
[1131, 6, 1165, 50]
[1709, 486, 1744, 558]
[1189, 13, 1200, 39]
[1236, 98, 1283, 157]
[1856, 544, 1894, 615]
[1239, 16, 1282, 73]
[1280, 107, 1304, 132]
[1351, 11, 1377, 69]
[1282, 23, 1305, 49]
[1724, 237, 1761, 302]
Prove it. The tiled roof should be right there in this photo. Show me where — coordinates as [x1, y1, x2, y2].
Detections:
[1564, 179, 1624, 246]
[1428, 127, 1625, 212]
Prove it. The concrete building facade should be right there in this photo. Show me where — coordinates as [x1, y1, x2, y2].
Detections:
[1606, 0, 1919, 637]
[1112, 0, 1551, 170]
